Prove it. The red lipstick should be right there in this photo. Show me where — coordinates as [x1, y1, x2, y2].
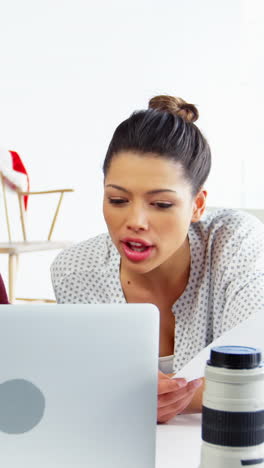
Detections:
[121, 238, 154, 262]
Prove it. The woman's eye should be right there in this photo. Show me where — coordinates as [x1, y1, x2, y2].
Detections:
[152, 202, 173, 209]
[108, 198, 128, 205]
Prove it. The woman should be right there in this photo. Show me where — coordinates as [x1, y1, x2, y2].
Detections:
[51, 95, 264, 423]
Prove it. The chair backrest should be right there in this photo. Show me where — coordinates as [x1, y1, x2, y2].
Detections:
[206, 206, 264, 223]
[0, 172, 73, 242]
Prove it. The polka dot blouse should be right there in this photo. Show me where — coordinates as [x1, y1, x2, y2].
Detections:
[51, 209, 264, 373]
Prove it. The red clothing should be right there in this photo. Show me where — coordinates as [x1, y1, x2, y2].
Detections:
[0, 275, 9, 304]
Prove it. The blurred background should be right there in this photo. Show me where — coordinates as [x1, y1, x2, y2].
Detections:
[0, 0, 263, 300]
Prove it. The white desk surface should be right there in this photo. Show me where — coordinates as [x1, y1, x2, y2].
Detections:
[156, 414, 202, 468]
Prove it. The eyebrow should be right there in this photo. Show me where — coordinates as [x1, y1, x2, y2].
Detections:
[105, 184, 178, 195]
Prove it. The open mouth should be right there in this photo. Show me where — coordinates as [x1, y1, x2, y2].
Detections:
[121, 239, 154, 262]
[125, 241, 150, 252]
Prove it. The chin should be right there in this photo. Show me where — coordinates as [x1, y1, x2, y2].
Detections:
[122, 258, 158, 275]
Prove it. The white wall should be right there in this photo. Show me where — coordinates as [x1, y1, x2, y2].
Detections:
[0, 0, 263, 299]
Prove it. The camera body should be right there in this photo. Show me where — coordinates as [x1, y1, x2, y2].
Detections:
[199, 346, 264, 468]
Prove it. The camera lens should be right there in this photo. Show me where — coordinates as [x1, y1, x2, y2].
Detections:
[199, 346, 264, 468]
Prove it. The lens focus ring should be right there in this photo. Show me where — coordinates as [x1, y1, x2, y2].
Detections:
[202, 406, 264, 447]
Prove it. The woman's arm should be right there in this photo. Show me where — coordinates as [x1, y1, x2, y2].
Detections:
[181, 216, 264, 415]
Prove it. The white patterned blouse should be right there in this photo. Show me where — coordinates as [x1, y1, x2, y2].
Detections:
[51, 209, 264, 373]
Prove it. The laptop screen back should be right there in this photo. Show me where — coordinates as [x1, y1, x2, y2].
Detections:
[0, 303, 159, 468]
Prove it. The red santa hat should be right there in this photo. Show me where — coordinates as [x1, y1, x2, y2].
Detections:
[0, 147, 30, 210]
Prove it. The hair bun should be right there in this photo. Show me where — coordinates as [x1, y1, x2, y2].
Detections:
[148, 95, 199, 123]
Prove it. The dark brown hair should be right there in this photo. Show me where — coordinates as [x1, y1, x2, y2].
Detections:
[103, 95, 211, 195]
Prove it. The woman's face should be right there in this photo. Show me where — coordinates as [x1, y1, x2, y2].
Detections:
[103, 151, 206, 275]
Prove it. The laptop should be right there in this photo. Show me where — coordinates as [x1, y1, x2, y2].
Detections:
[0, 303, 159, 468]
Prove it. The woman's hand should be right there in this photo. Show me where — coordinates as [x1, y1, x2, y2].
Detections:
[157, 370, 203, 423]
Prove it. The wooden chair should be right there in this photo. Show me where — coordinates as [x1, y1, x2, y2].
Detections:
[0, 172, 74, 303]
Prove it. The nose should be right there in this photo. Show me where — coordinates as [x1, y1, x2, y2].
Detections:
[126, 204, 149, 232]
